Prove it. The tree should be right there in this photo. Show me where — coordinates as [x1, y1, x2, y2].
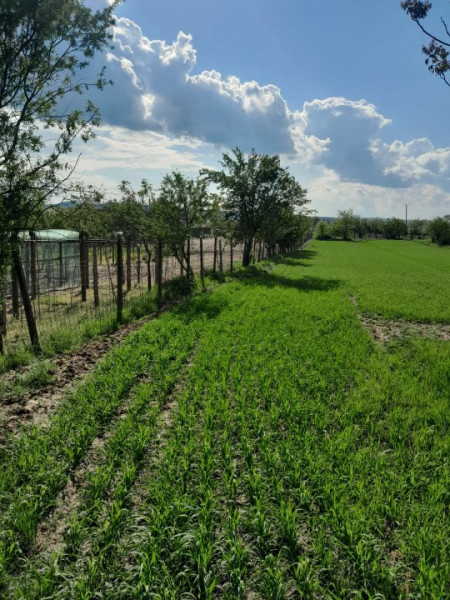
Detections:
[383, 217, 408, 239]
[153, 173, 209, 278]
[402, 1, 450, 87]
[333, 209, 357, 240]
[428, 216, 450, 245]
[408, 218, 428, 239]
[315, 220, 332, 240]
[202, 148, 309, 266]
[0, 0, 118, 280]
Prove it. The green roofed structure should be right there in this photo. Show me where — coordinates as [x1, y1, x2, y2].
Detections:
[19, 229, 81, 294]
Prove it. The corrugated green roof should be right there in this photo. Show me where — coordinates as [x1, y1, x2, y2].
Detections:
[20, 229, 79, 241]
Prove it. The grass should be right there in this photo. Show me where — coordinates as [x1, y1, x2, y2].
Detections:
[1, 240, 449, 599]
[304, 239, 450, 322]
[0, 274, 195, 375]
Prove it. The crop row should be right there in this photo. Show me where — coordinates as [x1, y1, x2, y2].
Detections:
[0, 294, 223, 590]
[3, 249, 449, 598]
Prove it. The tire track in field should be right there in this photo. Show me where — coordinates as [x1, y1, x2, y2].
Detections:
[0, 316, 155, 435]
[0, 297, 192, 436]
[9, 338, 202, 598]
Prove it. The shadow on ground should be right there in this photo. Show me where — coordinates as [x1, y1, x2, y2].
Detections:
[172, 292, 229, 321]
[271, 250, 318, 266]
[237, 271, 341, 292]
[231, 249, 340, 292]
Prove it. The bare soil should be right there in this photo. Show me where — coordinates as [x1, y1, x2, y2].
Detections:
[0, 315, 154, 435]
[350, 294, 450, 342]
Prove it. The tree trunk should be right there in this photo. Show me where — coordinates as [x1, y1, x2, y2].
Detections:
[242, 236, 253, 267]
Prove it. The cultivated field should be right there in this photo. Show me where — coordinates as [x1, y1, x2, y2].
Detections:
[0, 240, 448, 599]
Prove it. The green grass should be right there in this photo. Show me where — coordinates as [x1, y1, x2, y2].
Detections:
[0, 274, 195, 375]
[1, 241, 449, 599]
[304, 239, 450, 322]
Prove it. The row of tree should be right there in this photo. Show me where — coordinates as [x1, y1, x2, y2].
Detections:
[316, 209, 450, 245]
[37, 148, 312, 271]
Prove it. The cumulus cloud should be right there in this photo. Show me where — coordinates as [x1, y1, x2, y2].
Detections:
[372, 138, 450, 187]
[83, 19, 295, 154]
[67, 15, 450, 215]
[297, 97, 409, 187]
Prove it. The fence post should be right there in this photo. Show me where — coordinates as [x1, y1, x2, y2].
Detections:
[147, 253, 152, 291]
[84, 232, 90, 289]
[13, 251, 40, 353]
[156, 238, 163, 307]
[213, 236, 217, 273]
[186, 237, 191, 279]
[117, 236, 124, 322]
[137, 244, 141, 284]
[230, 239, 233, 273]
[0, 279, 6, 354]
[58, 241, 64, 286]
[219, 238, 223, 273]
[93, 242, 99, 308]
[126, 236, 132, 292]
[29, 231, 38, 299]
[11, 265, 19, 318]
[79, 231, 87, 302]
[200, 235, 205, 290]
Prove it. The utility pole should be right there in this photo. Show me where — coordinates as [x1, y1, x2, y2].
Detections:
[404, 204, 409, 227]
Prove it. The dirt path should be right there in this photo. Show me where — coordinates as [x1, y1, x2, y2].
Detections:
[30, 350, 195, 571]
[0, 316, 154, 434]
[350, 294, 450, 342]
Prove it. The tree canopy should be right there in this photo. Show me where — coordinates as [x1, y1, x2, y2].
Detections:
[202, 148, 309, 265]
[401, 0, 450, 86]
[0, 0, 118, 262]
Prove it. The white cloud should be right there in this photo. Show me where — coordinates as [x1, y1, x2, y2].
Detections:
[66, 16, 450, 217]
[71, 127, 220, 194]
[307, 169, 450, 219]
[83, 19, 295, 154]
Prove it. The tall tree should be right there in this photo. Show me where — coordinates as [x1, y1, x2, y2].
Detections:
[202, 148, 309, 266]
[154, 173, 209, 278]
[401, 1, 450, 86]
[0, 0, 118, 278]
[334, 209, 357, 240]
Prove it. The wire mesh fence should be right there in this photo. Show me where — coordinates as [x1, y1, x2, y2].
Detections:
[0, 234, 248, 355]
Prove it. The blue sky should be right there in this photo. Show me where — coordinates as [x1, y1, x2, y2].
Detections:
[76, 0, 450, 218]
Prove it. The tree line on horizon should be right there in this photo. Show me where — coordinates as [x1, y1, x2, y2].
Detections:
[315, 209, 450, 245]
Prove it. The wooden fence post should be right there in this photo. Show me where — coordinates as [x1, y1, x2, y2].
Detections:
[200, 235, 205, 290]
[230, 239, 233, 273]
[0, 279, 6, 354]
[117, 236, 124, 322]
[11, 265, 19, 318]
[93, 242, 99, 308]
[137, 244, 141, 284]
[79, 231, 87, 302]
[213, 236, 217, 273]
[219, 238, 223, 273]
[85, 233, 90, 289]
[186, 237, 191, 279]
[13, 251, 40, 353]
[147, 253, 152, 291]
[156, 238, 163, 307]
[29, 231, 38, 299]
[126, 236, 132, 292]
[58, 241, 64, 286]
